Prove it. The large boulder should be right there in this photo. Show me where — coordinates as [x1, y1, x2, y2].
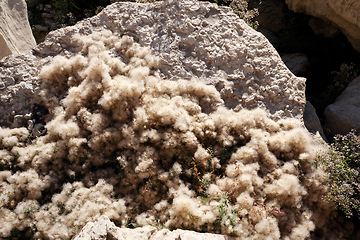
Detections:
[324, 75, 360, 135]
[0, 0, 36, 59]
[284, 0, 360, 53]
[0, 0, 306, 130]
[73, 215, 235, 240]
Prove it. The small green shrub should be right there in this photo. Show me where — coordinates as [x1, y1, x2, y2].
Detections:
[51, 0, 111, 28]
[321, 63, 358, 106]
[28, 0, 260, 33]
[318, 129, 360, 219]
[28, 0, 113, 30]
[227, 0, 259, 29]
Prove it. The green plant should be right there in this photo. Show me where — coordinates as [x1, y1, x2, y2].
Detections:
[28, 0, 112, 31]
[216, 193, 230, 221]
[318, 129, 360, 219]
[57, 202, 66, 215]
[272, 9, 316, 52]
[227, 0, 260, 29]
[125, 219, 139, 228]
[321, 63, 358, 105]
[24, 205, 36, 215]
[192, 161, 211, 198]
[52, 0, 90, 28]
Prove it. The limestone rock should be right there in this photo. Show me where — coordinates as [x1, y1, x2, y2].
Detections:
[324, 75, 360, 135]
[0, 54, 47, 128]
[0, 0, 306, 129]
[72, 216, 235, 240]
[285, 0, 360, 53]
[0, 0, 36, 59]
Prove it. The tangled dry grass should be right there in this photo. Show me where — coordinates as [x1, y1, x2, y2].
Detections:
[0, 30, 350, 239]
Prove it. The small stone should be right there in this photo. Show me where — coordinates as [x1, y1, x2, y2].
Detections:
[34, 25, 48, 31]
[42, 13, 53, 19]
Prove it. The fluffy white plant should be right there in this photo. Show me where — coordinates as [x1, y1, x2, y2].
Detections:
[0, 30, 348, 239]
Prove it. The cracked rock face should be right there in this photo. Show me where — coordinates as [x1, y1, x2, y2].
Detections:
[0, 0, 306, 130]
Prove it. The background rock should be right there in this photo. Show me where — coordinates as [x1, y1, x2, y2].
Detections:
[303, 101, 327, 141]
[308, 17, 341, 38]
[280, 52, 309, 76]
[281, 53, 327, 141]
[284, 0, 360, 53]
[279, 52, 326, 139]
[73, 216, 236, 240]
[26, 0, 45, 9]
[0, 0, 307, 130]
[324, 75, 360, 135]
[251, 0, 287, 33]
[0, 0, 36, 59]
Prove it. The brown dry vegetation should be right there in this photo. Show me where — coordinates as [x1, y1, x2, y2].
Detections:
[0, 30, 350, 239]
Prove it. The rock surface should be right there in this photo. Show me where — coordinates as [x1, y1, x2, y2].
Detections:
[308, 17, 341, 38]
[251, 0, 287, 34]
[73, 216, 236, 240]
[0, 0, 306, 129]
[280, 53, 309, 76]
[285, 0, 360, 53]
[279, 53, 326, 140]
[303, 101, 327, 141]
[0, 0, 36, 59]
[324, 75, 360, 135]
